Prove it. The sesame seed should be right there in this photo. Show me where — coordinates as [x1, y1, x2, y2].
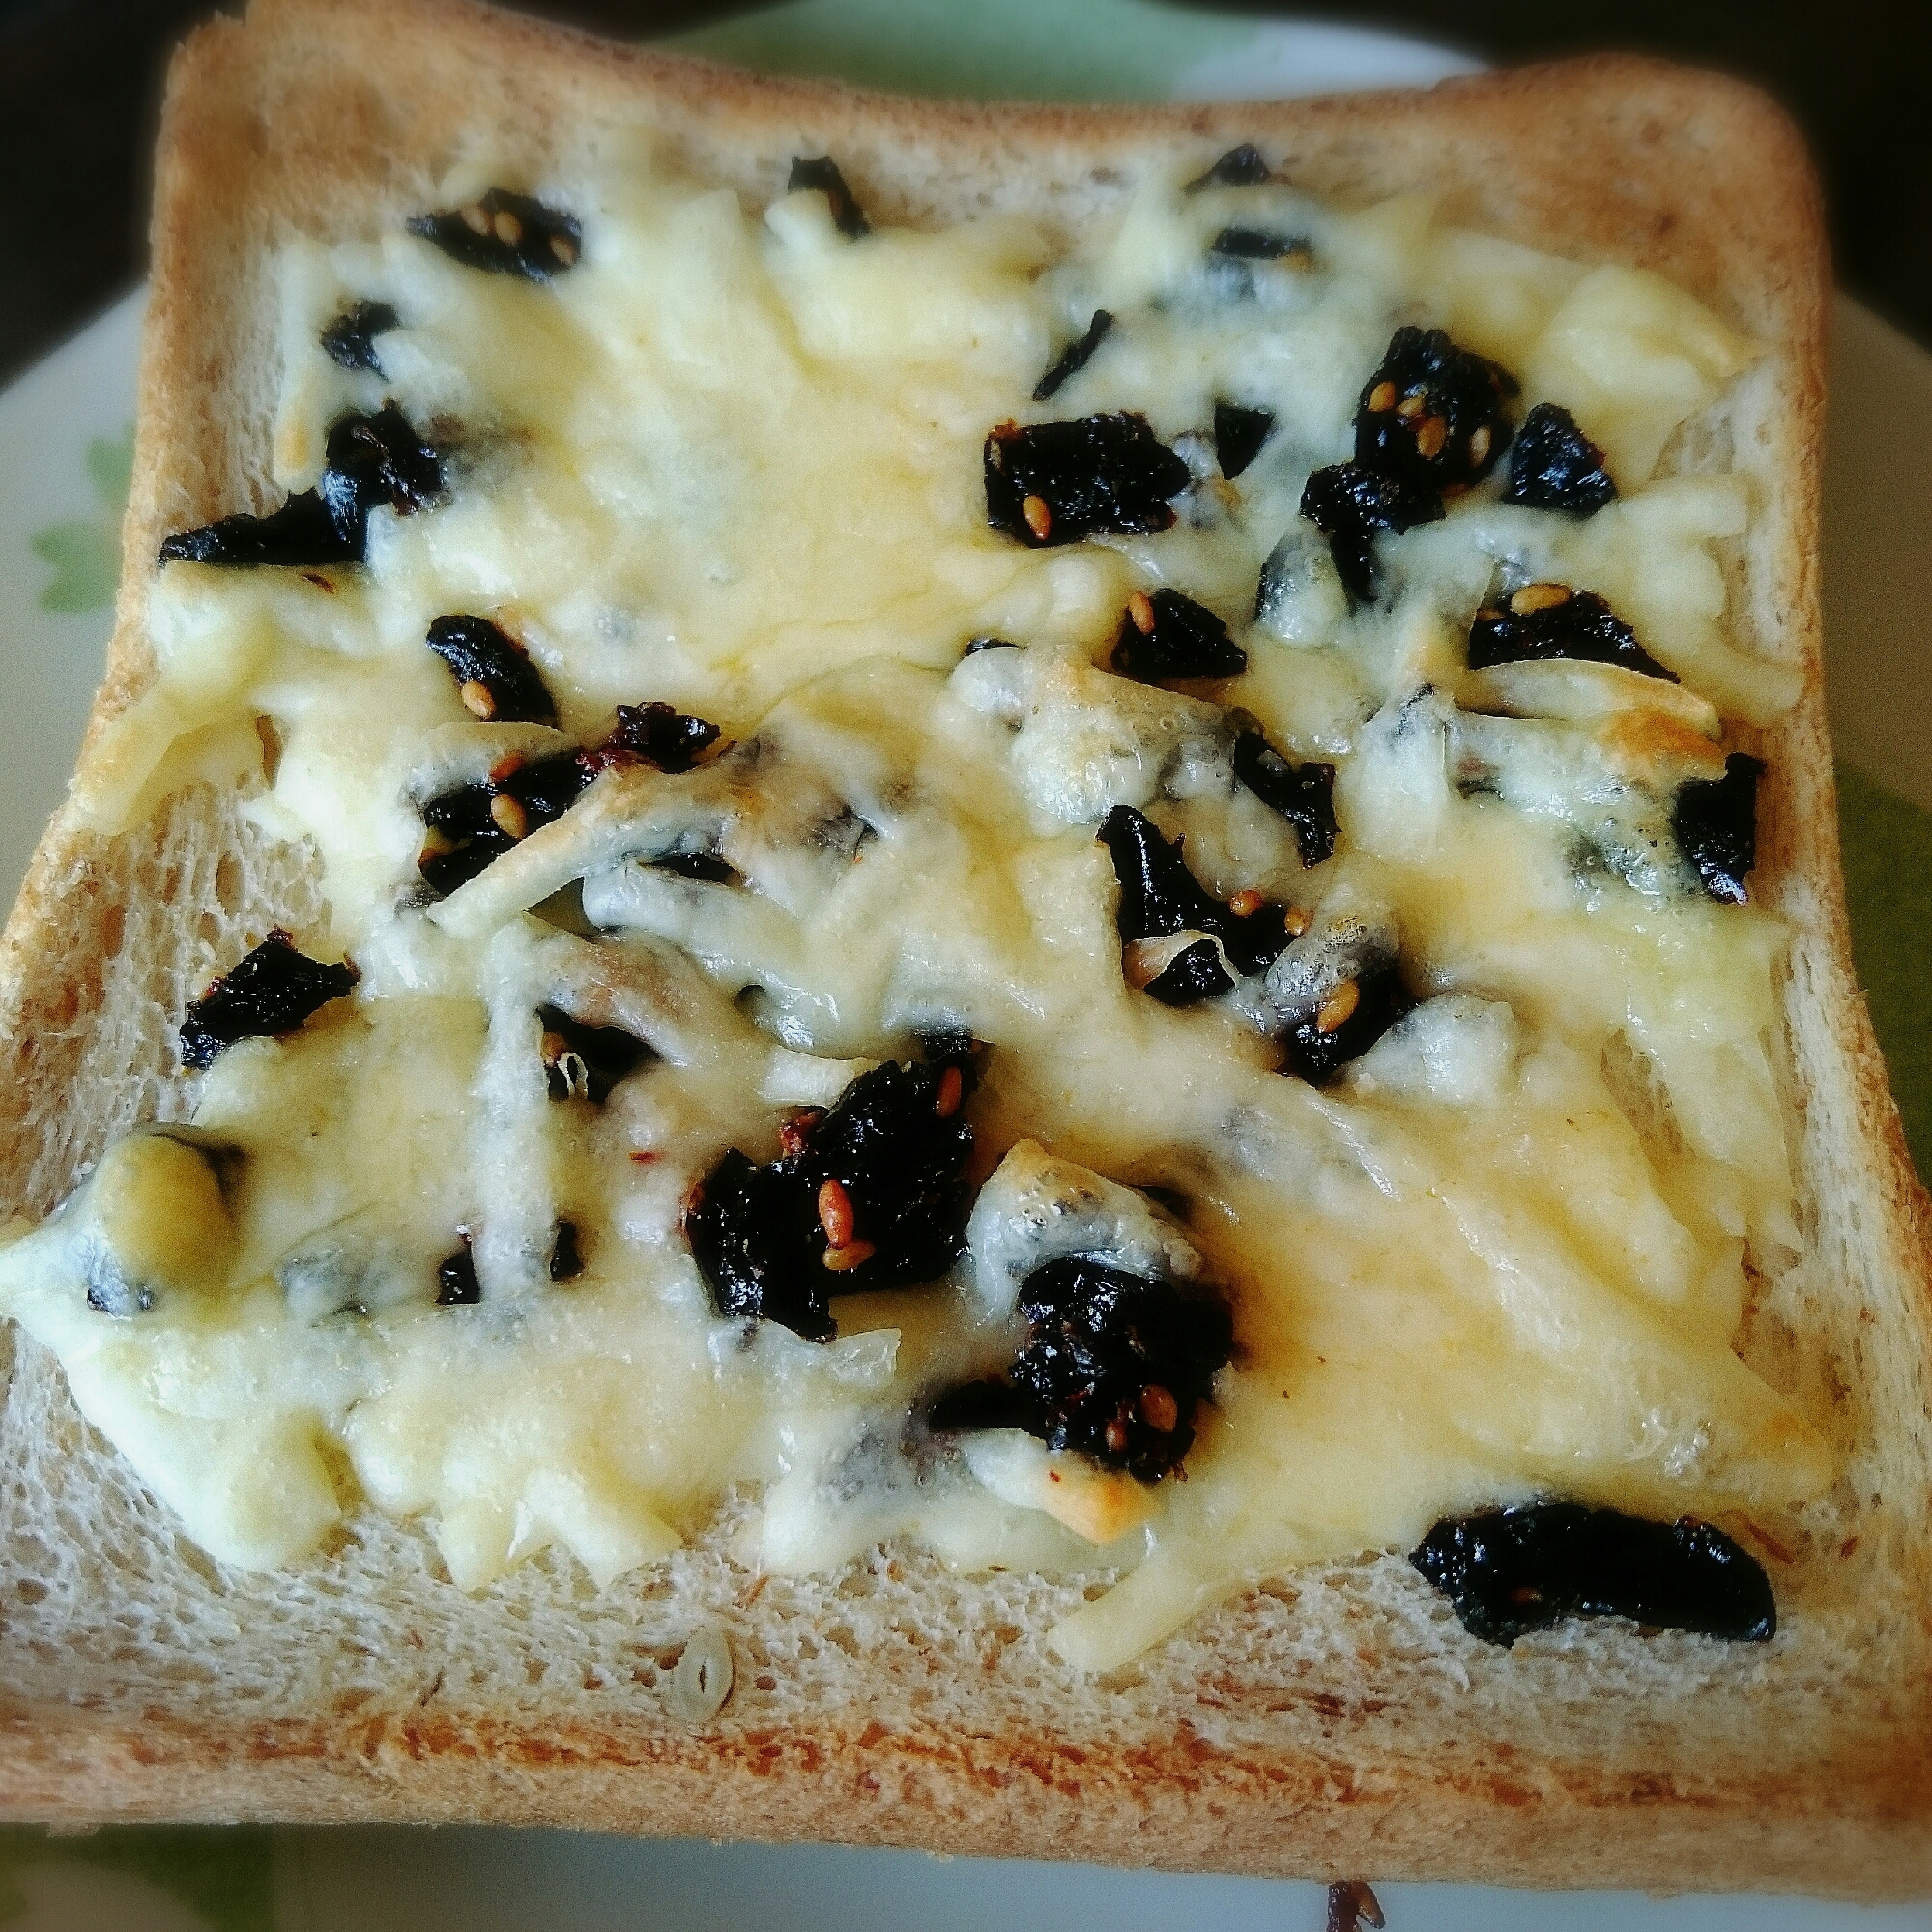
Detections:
[1021, 494, 1053, 541]
[1468, 424, 1492, 465]
[821, 1238, 876, 1273]
[1415, 416, 1448, 460]
[1140, 1385, 1179, 1433]
[934, 1065, 965, 1118]
[1284, 907, 1311, 937]
[1510, 581, 1572, 616]
[1315, 978, 1360, 1034]
[549, 231, 577, 267]
[1104, 1417, 1130, 1456]
[493, 207, 524, 245]
[1367, 381, 1397, 414]
[1228, 888, 1265, 918]
[1396, 392, 1426, 420]
[490, 793, 529, 840]
[1127, 591, 1156, 634]
[460, 679, 497, 720]
[488, 752, 525, 785]
[817, 1176, 855, 1248]
[460, 202, 490, 235]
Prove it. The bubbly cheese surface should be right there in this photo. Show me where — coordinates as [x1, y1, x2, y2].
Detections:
[1, 141, 1829, 1669]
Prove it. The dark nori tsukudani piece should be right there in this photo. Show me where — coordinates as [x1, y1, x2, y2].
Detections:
[1277, 959, 1408, 1084]
[984, 412, 1193, 548]
[177, 930, 359, 1071]
[651, 850, 738, 883]
[320, 299, 400, 374]
[1673, 751, 1766, 905]
[1467, 587, 1676, 681]
[1209, 226, 1308, 262]
[1411, 1501, 1776, 1646]
[409, 187, 582, 279]
[1098, 805, 1290, 981]
[537, 1003, 654, 1105]
[418, 751, 592, 898]
[1110, 588, 1248, 682]
[1233, 729, 1338, 867]
[931, 1257, 1234, 1483]
[963, 635, 1020, 656]
[1505, 401, 1618, 515]
[1033, 310, 1114, 402]
[1299, 460, 1445, 605]
[549, 1220, 585, 1283]
[1355, 325, 1518, 494]
[788, 156, 870, 238]
[1185, 143, 1272, 192]
[425, 615, 557, 725]
[684, 1044, 980, 1341]
[1213, 401, 1275, 481]
[1143, 938, 1236, 1007]
[590, 701, 722, 775]
[436, 1241, 481, 1307]
[160, 403, 443, 569]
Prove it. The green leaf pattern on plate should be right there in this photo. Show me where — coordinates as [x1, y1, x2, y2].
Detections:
[29, 423, 132, 614]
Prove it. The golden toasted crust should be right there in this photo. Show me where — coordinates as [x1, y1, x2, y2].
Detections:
[0, 0, 1927, 1896]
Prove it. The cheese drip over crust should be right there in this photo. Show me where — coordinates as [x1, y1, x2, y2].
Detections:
[0, 142, 1827, 1670]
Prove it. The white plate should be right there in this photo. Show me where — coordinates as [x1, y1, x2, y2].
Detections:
[0, 11, 1925, 1930]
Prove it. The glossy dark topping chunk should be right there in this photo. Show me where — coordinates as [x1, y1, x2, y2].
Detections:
[1142, 938, 1235, 1007]
[1467, 584, 1676, 681]
[1505, 402, 1617, 515]
[1232, 729, 1337, 867]
[1209, 226, 1309, 262]
[418, 751, 592, 897]
[178, 930, 359, 1070]
[320, 299, 399, 374]
[1033, 310, 1114, 403]
[160, 403, 442, 569]
[787, 156, 870, 239]
[1674, 751, 1765, 905]
[1213, 401, 1274, 481]
[1411, 1501, 1776, 1646]
[548, 1221, 584, 1283]
[1098, 805, 1290, 981]
[436, 1240, 481, 1307]
[984, 413, 1192, 547]
[409, 187, 582, 279]
[1277, 958, 1407, 1084]
[1354, 325, 1517, 494]
[588, 701, 722, 776]
[1184, 143, 1271, 192]
[931, 1257, 1234, 1483]
[425, 615, 557, 725]
[1299, 460, 1444, 606]
[684, 1046, 979, 1342]
[1110, 588, 1247, 682]
[537, 1004, 653, 1105]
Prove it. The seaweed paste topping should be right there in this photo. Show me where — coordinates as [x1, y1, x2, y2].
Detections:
[1354, 325, 1517, 494]
[1505, 401, 1617, 515]
[584, 701, 722, 776]
[1232, 729, 1338, 867]
[1034, 310, 1114, 403]
[537, 1006, 654, 1105]
[178, 931, 359, 1070]
[409, 187, 582, 279]
[930, 1257, 1234, 1482]
[1184, 143, 1272, 192]
[984, 413, 1192, 547]
[1298, 460, 1444, 606]
[1411, 1501, 1776, 1646]
[1673, 751, 1765, 905]
[159, 403, 442, 569]
[1213, 401, 1275, 481]
[426, 615, 557, 725]
[1467, 584, 1676, 681]
[1110, 588, 1247, 682]
[418, 752, 592, 897]
[787, 156, 870, 239]
[320, 300, 400, 374]
[683, 1047, 979, 1342]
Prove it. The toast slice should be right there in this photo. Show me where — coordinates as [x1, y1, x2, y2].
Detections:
[0, 0, 1927, 1896]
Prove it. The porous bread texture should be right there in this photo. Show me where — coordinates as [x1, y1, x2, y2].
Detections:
[0, 0, 1927, 1893]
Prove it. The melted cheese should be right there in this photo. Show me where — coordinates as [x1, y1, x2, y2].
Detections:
[1, 144, 1829, 1670]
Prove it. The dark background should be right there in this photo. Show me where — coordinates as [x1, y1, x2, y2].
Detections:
[3, 0, 1928, 385]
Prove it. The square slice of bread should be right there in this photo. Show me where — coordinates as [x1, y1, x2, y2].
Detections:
[0, 0, 1927, 1895]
